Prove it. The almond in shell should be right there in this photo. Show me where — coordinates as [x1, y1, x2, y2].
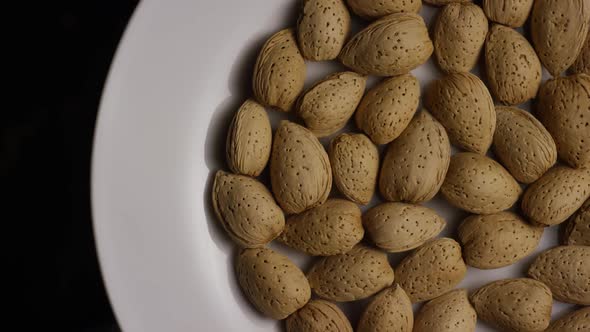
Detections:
[571, 33, 590, 75]
[346, 0, 422, 19]
[357, 285, 413, 332]
[564, 199, 590, 246]
[483, 0, 534, 27]
[286, 299, 353, 332]
[425, 0, 472, 5]
[545, 307, 590, 332]
[413, 289, 477, 332]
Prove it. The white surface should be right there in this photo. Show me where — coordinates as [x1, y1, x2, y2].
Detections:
[92, 1, 575, 331]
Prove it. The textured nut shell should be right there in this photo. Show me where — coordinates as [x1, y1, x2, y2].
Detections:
[329, 133, 379, 205]
[253, 29, 306, 112]
[531, 0, 590, 77]
[307, 245, 394, 302]
[521, 166, 590, 226]
[458, 212, 543, 269]
[379, 110, 451, 203]
[426, 72, 496, 154]
[425, 0, 472, 5]
[395, 238, 467, 303]
[339, 13, 433, 76]
[236, 248, 310, 320]
[470, 278, 552, 332]
[441, 152, 522, 214]
[355, 74, 420, 145]
[226, 99, 272, 176]
[413, 289, 477, 332]
[485, 24, 542, 105]
[493, 106, 557, 184]
[483, 0, 534, 27]
[357, 285, 413, 332]
[564, 199, 590, 245]
[363, 202, 446, 253]
[571, 33, 590, 74]
[433, 3, 488, 73]
[528, 245, 590, 305]
[536, 74, 590, 168]
[278, 199, 364, 256]
[346, 0, 421, 19]
[545, 307, 590, 332]
[211, 171, 284, 248]
[285, 299, 353, 332]
[297, 72, 366, 137]
[270, 121, 332, 214]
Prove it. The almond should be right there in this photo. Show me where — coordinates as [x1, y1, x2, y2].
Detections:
[425, 72, 496, 154]
[413, 289, 477, 332]
[346, 0, 421, 19]
[270, 121, 332, 214]
[278, 199, 364, 256]
[483, 0, 534, 27]
[564, 199, 590, 246]
[379, 110, 451, 203]
[395, 238, 467, 303]
[357, 285, 413, 332]
[329, 133, 379, 205]
[285, 299, 353, 332]
[211, 171, 284, 248]
[485, 24, 542, 105]
[236, 248, 310, 320]
[441, 152, 522, 214]
[339, 13, 433, 76]
[355, 74, 420, 145]
[571, 33, 590, 75]
[363, 202, 446, 253]
[493, 106, 557, 184]
[528, 245, 590, 305]
[545, 307, 590, 332]
[425, 0, 472, 5]
[307, 244, 394, 302]
[253, 29, 306, 112]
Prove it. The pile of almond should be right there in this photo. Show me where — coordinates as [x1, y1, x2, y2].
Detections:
[211, 0, 590, 331]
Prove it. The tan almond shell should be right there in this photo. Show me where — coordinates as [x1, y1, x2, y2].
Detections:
[425, 72, 496, 154]
[395, 238, 467, 303]
[521, 166, 590, 226]
[346, 0, 422, 19]
[485, 24, 542, 105]
[329, 133, 379, 205]
[493, 106, 557, 184]
[470, 278, 552, 332]
[357, 285, 413, 332]
[270, 121, 332, 214]
[536, 74, 590, 168]
[226, 99, 272, 177]
[355, 74, 420, 145]
[425, 0, 472, 5]
[285, 299, 353, 332]
[236, 248, 310, 320]
[363, 202, 446, 253]
[413, 289, 477, 332]
[531, 0, 590, 77]
[528, 245, 590, 305]
[441, 152, 522, 214]
[278, 199, 364, 256]
[433, 3, 488, 73]
[564, 199, 590, 245]
[379, 110, 451, 203]
[307, 244, 395, 302]
[458, 211, 544, 269]
[545, 307, 590, 332]
[571, 33, 590, 75]
[211, 171, 285, 248]
[483, 0, 534, 27]
[252, 29, 306, 112]
[297, 72, 367, 137]
[339, 13, 433, 76]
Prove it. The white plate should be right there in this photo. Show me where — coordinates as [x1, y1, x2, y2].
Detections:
[92, 1, 575, 331]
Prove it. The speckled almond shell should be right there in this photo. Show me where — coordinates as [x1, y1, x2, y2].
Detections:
[355, 74, 420, 145]
[297, 72, 366, 137]
[483, 0, 534, 27]
[486, 24, 542, 105]
[425, 72, 496, 154]
[571, 33, 590, 75]
[211, 171, 285, 248]
[339, 13, 433, 76]
[346, 0, 422, 19]
[236, 248, 310, 320]
[528, 245, 590, 305]
[493, 106, 557, 184]
[278, 199, 364, 256]
[564, 199, 590, 245]
[458, 211, 544, 269]
[357, 285, 413, 332]
[329, 133, 379, 205]
[363, 202, 446, 253]
[253, 29, 306, 112]
[395, 238, 467, 303]
[270, 121, 332, 214]
[307, 244, 394, 302]
[521, 166, 590, 226]
[379, 110, 451, 203]
[424, 0, 472, 5]
[470, 278, 552, 332]
[413, 289, 477, 332]
[285, 299, 353, 332]
[441, 152, 522, 214]
[545, 307, 590, 332]
[433, 3, 488, 73]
